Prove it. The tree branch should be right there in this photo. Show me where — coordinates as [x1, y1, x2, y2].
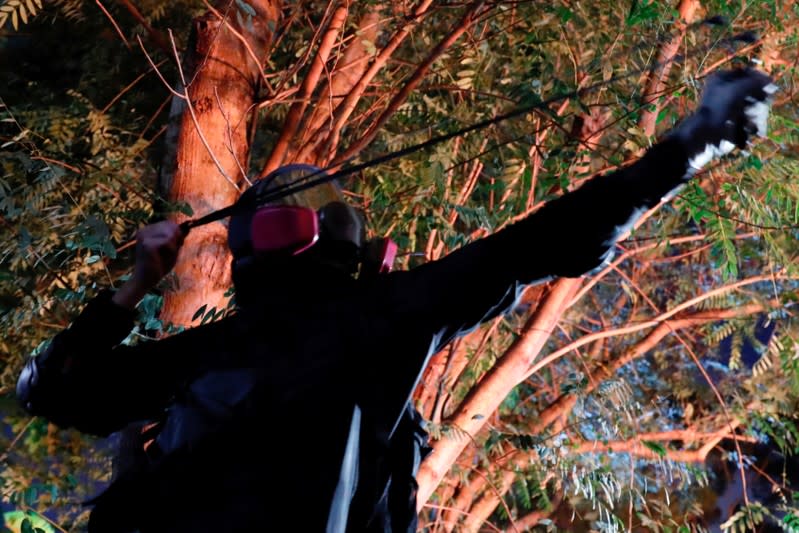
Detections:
[96, 0, 131, 49]
[117, 0, 172, 55]
[262, 4, 349, 173]
[571, 424, 750, 462]
[294, 0, 437, 165]
[289, 11, 381, 167]
[508, 491, 562, 532]
[427, 303, 768, 525]
[416, 277, 582, 506]
[526, 283, 779, 381]
[637, 0, 699, 136]
[330, 1, 488, 165]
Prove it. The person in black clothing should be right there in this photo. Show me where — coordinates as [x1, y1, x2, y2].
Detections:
[16, 68, 776, 532]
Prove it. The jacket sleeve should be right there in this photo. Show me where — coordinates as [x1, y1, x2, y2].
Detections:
[16, 290, 218, 436]
[381, 136, 693, 352]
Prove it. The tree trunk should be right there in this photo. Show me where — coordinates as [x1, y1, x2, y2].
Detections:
[161, 1, 281, 327]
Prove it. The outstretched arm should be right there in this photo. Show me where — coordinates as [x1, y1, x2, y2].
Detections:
[15, 221, 209, 436]
[381, 68, 777, 352]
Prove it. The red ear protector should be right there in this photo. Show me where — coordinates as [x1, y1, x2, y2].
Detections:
[363, 237, 398, 275]
[250, 205, 319, 256]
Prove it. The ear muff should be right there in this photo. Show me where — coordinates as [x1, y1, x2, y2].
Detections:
[251, 206, 319, 256]
[359, 238, 398, 280]
[228, 164, 329, 260]
[317, 201, 365, 249]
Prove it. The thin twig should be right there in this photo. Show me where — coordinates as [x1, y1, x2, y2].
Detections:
[102, 59, 168, 113]
[30, 156, 82, 174]
[136, 35, 183, 98]
[169, 29, 240, 190]
[468, 468, 521, 533]
[573, 231, 756, 304]
[421, 504, 505, 532]
[332, 1, 488, 165]
[95, 0, 131, 49]
[214, 86, 250, 185]
[186, 0, 236, 88]
[610, 261, 754, 507]
[527, 279, 782, 381]
[676, 337, 752, 506]
[117, 0, 172, 55]
[139, 94, 172, 139]
[0, 417, 35, 463]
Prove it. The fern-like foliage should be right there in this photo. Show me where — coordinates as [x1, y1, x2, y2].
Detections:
[720, 503, 772, 533]
[0, 0, 42, 30]
[51, 0, 84, 21]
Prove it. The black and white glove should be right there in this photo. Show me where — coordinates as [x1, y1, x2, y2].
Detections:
[671, 67, 778, 172]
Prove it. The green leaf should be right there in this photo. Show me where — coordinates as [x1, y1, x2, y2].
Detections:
[234, 0, 256, 17]
[200, 306, 218, 325]
[747, 155, 763, 170]
[21, 518, 36, 533]
[626, 0, 660, 26]
[555, 6, 573, 22]
[192, 304, 208, 322]
[641, 440, 667, 458]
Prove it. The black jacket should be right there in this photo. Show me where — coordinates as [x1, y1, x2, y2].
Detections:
[17, 138, 693, 532]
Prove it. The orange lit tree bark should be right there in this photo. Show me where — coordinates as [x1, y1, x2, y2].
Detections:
[160, 0, 281, 327]
[260, 8, 380, 209]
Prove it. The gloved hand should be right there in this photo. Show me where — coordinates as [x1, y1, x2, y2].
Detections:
[113, 220, 186, 310]
[130, 220, 186, 290]
[671, 67, 778, 172]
